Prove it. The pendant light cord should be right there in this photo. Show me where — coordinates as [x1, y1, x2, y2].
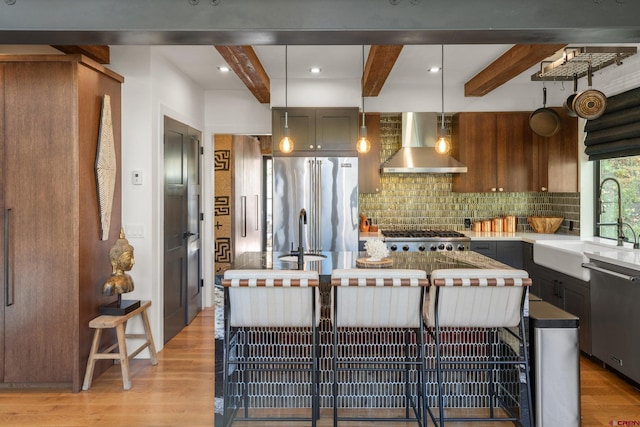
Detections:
[441, 44, 445, 128]
[285, 45, 288, 111]
[361, 45, 366, 127]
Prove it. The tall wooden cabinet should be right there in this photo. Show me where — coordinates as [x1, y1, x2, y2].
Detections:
[0, 55, 123, 391]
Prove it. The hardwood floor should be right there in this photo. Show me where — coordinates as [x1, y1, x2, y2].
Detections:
[0, 309, 214, 427]
[0, 308, 638, 426]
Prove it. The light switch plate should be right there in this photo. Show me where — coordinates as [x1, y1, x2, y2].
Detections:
[125, 224, 144, 238]
[132, 170, 143, 185]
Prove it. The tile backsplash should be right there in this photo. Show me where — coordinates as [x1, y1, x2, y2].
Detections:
[358, 114, 580, 235]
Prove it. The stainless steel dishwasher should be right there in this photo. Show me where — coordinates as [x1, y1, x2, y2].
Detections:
[583, 257, 640, 384]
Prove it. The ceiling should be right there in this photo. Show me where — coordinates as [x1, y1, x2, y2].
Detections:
[151, 44, 638, 103]
[153, 44, 530, 91]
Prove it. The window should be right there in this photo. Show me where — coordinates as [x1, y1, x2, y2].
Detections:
[597, 157, 640, 245]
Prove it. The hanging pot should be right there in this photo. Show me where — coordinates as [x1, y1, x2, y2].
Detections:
[572, 65, 607, 120]
[530, 86, 561, 137]
[563, 73, 579, 118]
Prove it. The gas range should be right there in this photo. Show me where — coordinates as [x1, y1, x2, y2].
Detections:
[381, 229, 470, 252]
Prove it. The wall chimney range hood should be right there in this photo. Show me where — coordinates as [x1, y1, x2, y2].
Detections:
[381, 112, 467, 173]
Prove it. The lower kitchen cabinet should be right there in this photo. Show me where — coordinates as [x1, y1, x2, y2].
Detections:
[470, 240, 523, 269]
[523, 246, 591, 355]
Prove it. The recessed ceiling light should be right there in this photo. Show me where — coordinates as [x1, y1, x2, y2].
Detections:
[309, 67, 322, 74]
[429, 66, 441, 73]
[218, 66, 230, 72]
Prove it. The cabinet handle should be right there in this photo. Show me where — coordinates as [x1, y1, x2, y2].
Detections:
[316, 145, 322, 150]
[4, 208, 13, 307]
[541, 187, 548, 192]
[491, 187, 497, 192]
[498, 188, 504, 192]
[309, 145, 314, 149]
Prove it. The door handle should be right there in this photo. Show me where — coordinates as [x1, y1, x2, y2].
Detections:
[183, 231, 196, 239]
[5, 208, 14, 307]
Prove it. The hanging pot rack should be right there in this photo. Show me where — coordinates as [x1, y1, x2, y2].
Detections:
[531, 46, 637, 81]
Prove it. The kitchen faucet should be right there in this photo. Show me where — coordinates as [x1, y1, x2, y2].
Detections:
[597, 177, 626, 247]
[298, 208, 307, 267]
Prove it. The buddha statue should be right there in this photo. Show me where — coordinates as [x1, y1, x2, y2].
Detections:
[102, 229, 135, 296]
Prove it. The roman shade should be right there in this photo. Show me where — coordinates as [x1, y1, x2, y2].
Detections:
[584, 86, 640, 160]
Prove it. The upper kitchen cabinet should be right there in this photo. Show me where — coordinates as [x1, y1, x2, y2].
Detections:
[272, 107, 358, 156]
[452, 112, 532, 193]
[531, 108, 579, 193]
[0, 55, 123, 391]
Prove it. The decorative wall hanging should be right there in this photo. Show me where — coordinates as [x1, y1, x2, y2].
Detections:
[95, 94, 117, 241]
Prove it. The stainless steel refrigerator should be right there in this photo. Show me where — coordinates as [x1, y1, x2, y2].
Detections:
[273, 156, 359, 253]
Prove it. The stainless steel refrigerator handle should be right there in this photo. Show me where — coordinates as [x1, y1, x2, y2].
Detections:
[5, 208, 14, 307]
[240, 196, 247, 237]
[254, 195, 259, 231]
[308, 159, 314, 251]
[316, 160, 322, 251]
[582, 262, 640, 282]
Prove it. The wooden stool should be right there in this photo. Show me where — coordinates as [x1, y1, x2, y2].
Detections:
[82, 300, 158, 391]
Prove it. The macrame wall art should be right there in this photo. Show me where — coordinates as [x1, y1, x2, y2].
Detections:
[95, 94, 117, 241]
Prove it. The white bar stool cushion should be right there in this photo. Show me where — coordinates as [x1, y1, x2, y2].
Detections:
[425, 268, 530, 328]
[331, 269, 427, 328]
[223, 269, 320, 327]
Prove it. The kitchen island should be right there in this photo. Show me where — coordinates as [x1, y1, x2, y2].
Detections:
[223, 249, 511, 282]
[214, 250, 529, 425]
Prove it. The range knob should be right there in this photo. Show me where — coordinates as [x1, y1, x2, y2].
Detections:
[445, 244, 453, 251]
[390, 244, 398, 251]
[457, 244, 466, 251]
[430, 244, 438, 251]
[402, 245, 410, 251]
[418, 245, 426, 252]
[438, 243, 445, 251]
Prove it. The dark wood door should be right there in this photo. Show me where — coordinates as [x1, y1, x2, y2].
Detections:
[163, 116, 202, 344]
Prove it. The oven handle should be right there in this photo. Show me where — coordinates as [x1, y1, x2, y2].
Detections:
[582, 262, 640, 282]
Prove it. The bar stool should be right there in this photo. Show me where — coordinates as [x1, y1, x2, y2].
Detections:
[331, 268, 429, 426]
[222, 269, 321, 427]
[423, 268, 533, 427]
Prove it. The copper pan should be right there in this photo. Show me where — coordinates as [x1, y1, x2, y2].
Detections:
[563, 73, 579, 118]
[530, 87, 561, 137]
[573, 65, 607, 120]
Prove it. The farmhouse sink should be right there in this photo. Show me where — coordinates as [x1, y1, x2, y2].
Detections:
[278, 253, 327, 263]
[533, 239, 634, 281]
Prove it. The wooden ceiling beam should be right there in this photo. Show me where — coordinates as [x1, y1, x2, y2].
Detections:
[214, 45, 270, 104]
[362, 45, 403, 97]
[51, 45, 110, 64]
[464, 44, 567, 97]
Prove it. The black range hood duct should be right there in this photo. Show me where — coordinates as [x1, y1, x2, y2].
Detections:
[381, 112, 467, 173]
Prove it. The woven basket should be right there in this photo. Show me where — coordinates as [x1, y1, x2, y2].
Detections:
[527, 216, 563, 234]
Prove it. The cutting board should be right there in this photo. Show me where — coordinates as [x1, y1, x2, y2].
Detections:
[356, 257, 393, 268]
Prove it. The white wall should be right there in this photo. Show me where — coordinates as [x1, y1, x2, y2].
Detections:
[110, 46, 205, 350]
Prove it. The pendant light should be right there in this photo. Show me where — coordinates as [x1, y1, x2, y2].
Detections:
[356, 45, 371, 154]
[279, 45, 294, 153]
[435, 44, 451, 155]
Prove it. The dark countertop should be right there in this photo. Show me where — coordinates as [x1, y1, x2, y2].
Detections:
[218, 250, 511, 284]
